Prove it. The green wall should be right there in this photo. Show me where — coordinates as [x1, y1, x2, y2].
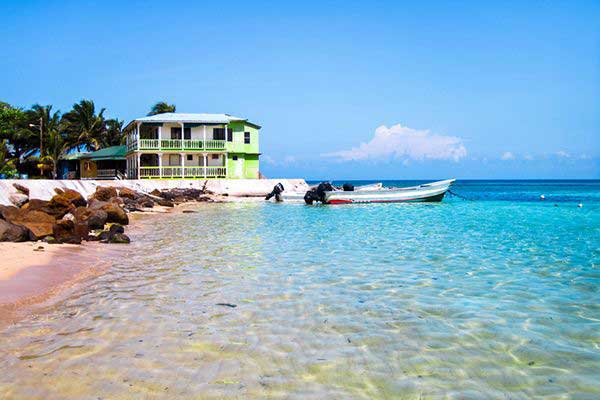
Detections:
[225, 121, 260, 179]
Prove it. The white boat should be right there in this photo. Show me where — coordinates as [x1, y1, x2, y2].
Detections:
[276, 182, 383, 202]
[323, 179, 455, 204]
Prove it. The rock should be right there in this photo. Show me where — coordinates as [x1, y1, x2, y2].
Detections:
[9, 193, 29, 207]
[157, 199, 174, 208]
[108, 223, 125, 235]
[87, 198, 107, 210]
[62, 213, 76, 221]
[61, 188, 87, 207]
[109, 233, 130, 244]
[182, 210, 197, 213]
[52, 220, 81, 244]
[74, 221, 90, 241]
[52, 219, 90, 244]
[54, 188, 64, 195]
[12, 183, 30, 196]
[118, 187, 138, 200]
[45, 194, 75, 219]
[0, 219, 30, 242]
[100, 203, 129, 225]
[3, 208, 55, 239]
[90, 186, 118, 202]
[43, 235, 60, 244]
[150, 189, 162, 197]
[72, 207, 108, 230]
[97, 224, 130, 244]
[22, 198, 49, 211]
[109, 197, 124, 206]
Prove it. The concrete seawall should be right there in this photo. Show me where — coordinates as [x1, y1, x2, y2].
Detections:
[0, 179, 308, 206]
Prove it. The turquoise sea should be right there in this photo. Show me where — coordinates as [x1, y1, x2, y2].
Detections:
[1, 180, 599, 399]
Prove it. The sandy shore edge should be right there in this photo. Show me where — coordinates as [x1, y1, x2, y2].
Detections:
[0, 197, 264, 327]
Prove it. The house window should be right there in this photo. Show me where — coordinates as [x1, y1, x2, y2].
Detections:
[186, 155, 193, 161]
[184, 127, 191, 140]
[213, 128, 225, 140]
[211, 154, 219, 160]
[227, 128, 233, 142]
[244, 132, 251, 144]
[171, 127, 182, 139]
[232, 155, 238, 161]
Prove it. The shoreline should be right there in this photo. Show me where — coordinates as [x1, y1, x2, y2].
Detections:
[0, 198, 264, 329]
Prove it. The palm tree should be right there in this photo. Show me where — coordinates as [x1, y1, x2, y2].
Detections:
[42, 128, 68, 179]
[62, 99, 106, 151]
[103, 118, 125, 147]
[148, 101, 176, 116]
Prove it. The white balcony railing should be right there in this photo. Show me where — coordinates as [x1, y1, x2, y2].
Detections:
[134, 139, 226, 151]
[139, 166, 226, 179]
[97, 169, 117, 179]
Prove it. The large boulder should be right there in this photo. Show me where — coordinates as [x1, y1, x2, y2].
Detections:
[72, 206, 107, 230]
[0, 219, 30, 242]
[3, 208, 55, 239]
[118, 187, 138, 200]
[90, 186, 118, 202]
[100, 203, 129, 225]
[60, 188, 87, 208]
[46, 194, 76, 218]
[12, 183, 30, 196]
[24, 195, 73, 219]
[52, 219, 89, 244]
[9, 193, 28, 207]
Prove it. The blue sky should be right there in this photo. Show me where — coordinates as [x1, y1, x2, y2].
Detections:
[1, 0, 599, 179]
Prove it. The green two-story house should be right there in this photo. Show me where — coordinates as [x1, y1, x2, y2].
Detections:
[124, 113, 260, 179]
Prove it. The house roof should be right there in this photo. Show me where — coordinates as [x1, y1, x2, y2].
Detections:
[124, 113, 261, 130]
[78, 145, 126, 161]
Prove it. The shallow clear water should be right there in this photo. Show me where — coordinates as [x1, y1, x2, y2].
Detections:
[1, 181, 599, 399]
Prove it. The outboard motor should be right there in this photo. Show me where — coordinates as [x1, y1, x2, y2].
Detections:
[342, 183, 354, 191]
[305, 182, 334, 204]
[265, 183, 285, 202]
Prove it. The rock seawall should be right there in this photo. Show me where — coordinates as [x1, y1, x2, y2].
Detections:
[0, 179, 308, 206]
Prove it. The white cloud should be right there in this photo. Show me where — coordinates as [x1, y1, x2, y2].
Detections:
[500, 151, 515, 160]
[322, 123, 467, 162]
[555, 150, 571, 158]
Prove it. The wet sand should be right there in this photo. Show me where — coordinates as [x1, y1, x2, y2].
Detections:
[0, 242, 116, 327]
[0, 202, 222, 328]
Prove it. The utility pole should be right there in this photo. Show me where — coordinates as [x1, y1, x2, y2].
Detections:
[30, 116, 44, 177]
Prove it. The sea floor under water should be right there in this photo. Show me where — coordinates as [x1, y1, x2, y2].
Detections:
[1, 180, 599, 399]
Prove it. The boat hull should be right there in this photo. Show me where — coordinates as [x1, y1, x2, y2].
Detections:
[324, 179, 454, 205]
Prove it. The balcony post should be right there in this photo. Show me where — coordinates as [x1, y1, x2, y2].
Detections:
[136, 152, 141, 179]
[136, 122, 141, 151]
[158, 153, 162, 179]
[180, 122, 185, 150]
[157, 125, 162, 149]
[203, 154, 207, 178]
[181, 153, 185, 178]
[203, 125, 207, 149]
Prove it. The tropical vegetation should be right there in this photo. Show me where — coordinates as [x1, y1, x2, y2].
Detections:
[0, 100, 174, 178]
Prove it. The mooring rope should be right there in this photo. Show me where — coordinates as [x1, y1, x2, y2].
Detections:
[447, 189, 472, 201]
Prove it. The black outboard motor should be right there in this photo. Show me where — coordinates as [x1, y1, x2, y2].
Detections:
[342, 183, 354, 191]
[265, 183, 285, 202]
[304, 182, 334, 204]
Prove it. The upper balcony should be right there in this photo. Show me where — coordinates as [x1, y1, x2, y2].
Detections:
[127, 139, 226, 152]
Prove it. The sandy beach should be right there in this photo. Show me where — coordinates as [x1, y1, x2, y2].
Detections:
[0, 201, 238, 327]
[0, 241, 115, 326]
